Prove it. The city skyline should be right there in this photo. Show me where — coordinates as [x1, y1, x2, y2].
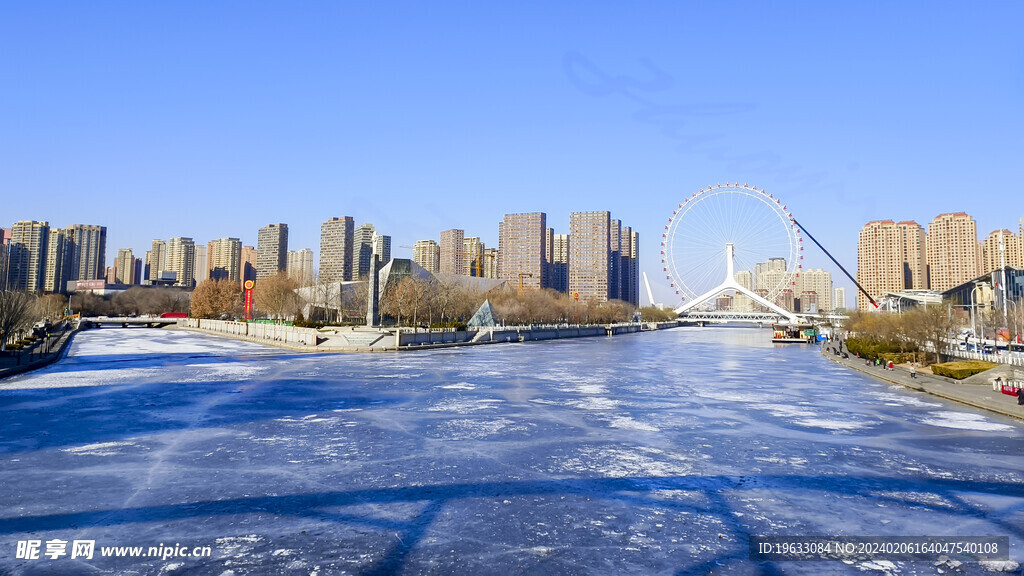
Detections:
[2, 4, 1022, 307]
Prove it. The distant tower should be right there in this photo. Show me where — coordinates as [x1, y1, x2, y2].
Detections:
[116, 248, 135, 284]
[568, 211, 611, 301]
[372, 233, 391, 266]
[9, 220, 50, 292]
[166, 237, 196, 287]
[925, 212, 979, 292]
[208, 238, 242, 282]
[257, 223, 289, 280]
[43, 228, 70, 293]
[354, 223, 376, 280]
[498, 212, 547, 290]
[149, 239, 167, 281]
[320, 217, 354, 282]
[413, 240, 440, 273]
[287, 248, 314, 286]
[66, 224, 107, 281]
[439, 228, 465, 275]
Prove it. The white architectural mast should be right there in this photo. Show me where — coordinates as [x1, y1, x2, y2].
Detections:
[674, 243, 798, 324]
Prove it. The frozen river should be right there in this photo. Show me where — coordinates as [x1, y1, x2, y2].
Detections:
[1, 327, 1022, 575]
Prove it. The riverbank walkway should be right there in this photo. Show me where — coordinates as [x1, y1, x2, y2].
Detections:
[0, 324, 77, 381]
[821, 342, 1024, 422]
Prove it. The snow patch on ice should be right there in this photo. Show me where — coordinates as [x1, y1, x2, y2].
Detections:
[793, 418, 873, 431]
[608, 416, 659, 432]
[439, 382, 476, 390]
[62, 441, 139, 456]
[856, 559, 898, 573]
[436, 417, 526, 439]
[980, 559, 1020, 572]
[870, 390, 941, 408]
[570, 397, 620, 411]
[2, 367, 164, 390]
[215, 534, 263, 557]
[921, 411, 1015, 432]
[557, 446, 692, 478]
[427, 398, 502, 413]
[177, 362, 268, 382]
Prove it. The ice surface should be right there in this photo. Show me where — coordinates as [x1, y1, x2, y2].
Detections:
[0, 327, 1022, 575]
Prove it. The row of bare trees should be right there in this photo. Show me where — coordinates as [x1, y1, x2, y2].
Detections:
[68, 287, 190, 317]
[183, 272, 642, 327]
[379, 277, 636, 327]
[844, 305, 957, 364]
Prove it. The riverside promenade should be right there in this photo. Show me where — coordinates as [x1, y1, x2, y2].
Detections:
[0, 323, 78, 380]
[821, 343, 1024, 421]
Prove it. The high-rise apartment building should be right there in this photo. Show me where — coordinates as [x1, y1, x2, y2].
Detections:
[733, 270, 754, 311]
[856, 220, 904, 310]
[257, 224, 288, 280]
[463, 237, 484, 277]
[149, 239, 167, 281]
[498, 212, 547, 290]
[982, 229, 1020, 274]
[608, 219, 623, 302]
[618, 225, 634, 303]
[354, 223, 376, 280]
[0, 229, 10, 291]
[319, 217, 353, 282]
[439, 229, 465, 275]
[8, 221, 49, 292]
[166, 237, 196, 287]
[482, 247, 499, 279]
[896, 221, 927, 290]
[549, 234, 569, 292]
[568, 211, 610, 301]
[413, 240, 440, 273]
[754, 258, 793, 311]
[241, 246, 258, 285]
[287, 248, 314, 286]
[795, 268, 833, 313]
[66, 224, 106, 281]
[193, 245, 208, 286]
[834, 287, 847, 311]
[925, 212, 979, 293]
[43, 228, 69, 293]
[208, 238, 242, 283]
[372, 233, 391, 268]
[116, 248, 135, 285]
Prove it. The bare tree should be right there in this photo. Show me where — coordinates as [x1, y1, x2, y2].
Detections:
[37, 294, 67, 320]
[191, 279, 243, 319]
[0, 290, 38, 351]
[905, 305, 955, 365]
[254, 272, 301, 320]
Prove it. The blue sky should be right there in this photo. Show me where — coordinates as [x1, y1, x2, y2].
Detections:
[3, 2, 1022, 306]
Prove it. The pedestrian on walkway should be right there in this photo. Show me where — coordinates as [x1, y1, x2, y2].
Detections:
[887, 360, 894, 371]
[1017, 387, 1024, 406]
[910, 364, 916, 379]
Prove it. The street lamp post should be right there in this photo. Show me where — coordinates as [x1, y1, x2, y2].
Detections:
[970, 285, 983, 352]
[1007, 299, 1020, 345]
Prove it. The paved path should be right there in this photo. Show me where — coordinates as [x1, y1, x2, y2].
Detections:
[821, 343, 1024, 421]
[0, 326, 77, 380]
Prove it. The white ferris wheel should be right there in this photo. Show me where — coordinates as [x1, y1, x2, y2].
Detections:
[661, 183, 803, 317]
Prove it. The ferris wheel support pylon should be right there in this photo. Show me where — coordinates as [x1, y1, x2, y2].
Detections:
[673, 243, 799, 324]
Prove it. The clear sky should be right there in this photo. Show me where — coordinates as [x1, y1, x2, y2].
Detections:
[3, 2, 1022, 306]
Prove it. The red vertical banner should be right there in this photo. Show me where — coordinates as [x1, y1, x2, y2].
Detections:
[244, 280, 255, 320]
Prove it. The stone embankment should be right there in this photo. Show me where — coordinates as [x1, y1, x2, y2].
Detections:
[178, 318, 683, 352]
